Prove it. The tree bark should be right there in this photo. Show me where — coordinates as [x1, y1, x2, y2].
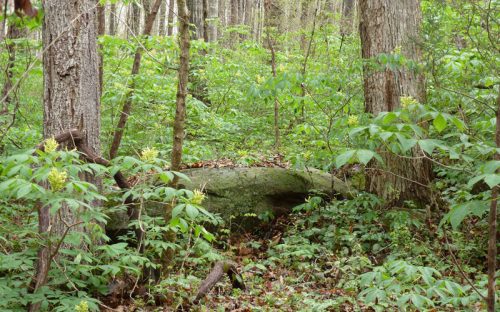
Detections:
[1, 22, 24, 114]
[218, 0, 226, 38]
[172, 0, 190, 176]
[187, 0, 203, 39]
[129, 1, 141, 37]
[167, 0, 175, 35]
[159, 0, 167, 35]
[194, 261, 245, 304]
[98, 1, 106, 94]
[487, 88, 500, 312]
[230, 0, 239, 45]
[203, 0, 209, 42]
[340, 0, 354, 36]
[29, 1, 101, 310]
[207, 0, 218, 41]
[109, 0, 163, 159]
[109, 3, 117, 35]
[359, 0, 432, 206]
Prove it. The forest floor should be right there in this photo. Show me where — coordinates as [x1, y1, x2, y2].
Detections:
[101, 213, 369, 312]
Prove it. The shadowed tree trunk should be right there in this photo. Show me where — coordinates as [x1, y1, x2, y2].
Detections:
[359, 0, 432, 206]
[28, 1, 101, 310]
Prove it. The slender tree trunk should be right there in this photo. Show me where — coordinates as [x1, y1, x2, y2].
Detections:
[129, 2, 141, 37]
[487, 88, 500, 312]
[359, 0, 431, 206]
[300, 0, 310, 52]
[203, 0, 209, 42]
[161, 0, 190, 275]
[172, 0, 190, 175]
[159, 0, 167, 35]
[268, 36, 280, 150]
[98, 1, 106, 94]
[109, 0, 163, 159]
[1, 22, 24, 114]
[109, 3, 117, 35]
[29, 1, 101, 310]
[167, 0, 175, 35]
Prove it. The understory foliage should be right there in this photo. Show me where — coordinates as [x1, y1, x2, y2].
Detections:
[0, 0, 499, 310]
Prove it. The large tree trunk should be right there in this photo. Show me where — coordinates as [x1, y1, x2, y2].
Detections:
[359, 0, 431, 206]
[29, 1, 101, 310]
[43, 0, 101, 229]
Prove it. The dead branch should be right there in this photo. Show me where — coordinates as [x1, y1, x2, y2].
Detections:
[194, 261, 246, 304]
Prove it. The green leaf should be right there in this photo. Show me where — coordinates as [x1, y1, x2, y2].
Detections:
[356, 150, 375, 165]
[418, 139, 437, 154]
[172, 204, 185, 218]
[484, 174, 500, 188]
[446, 201, 488, 229]
[396, 134, 417, 153]
[378, 131, 394, 142]
[16, 183, 32, 199]
[382, 112, 398, 124]
[335, 150, 356, 168]
[433, 113, 447, 132]
[185, 204, 199, 219]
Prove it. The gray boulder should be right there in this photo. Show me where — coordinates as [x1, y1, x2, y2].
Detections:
[106, 167, 354, 230]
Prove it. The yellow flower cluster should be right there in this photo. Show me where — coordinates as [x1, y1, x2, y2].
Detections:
[74, 301, 89, 312]
[48, 168, 68, 192]
[400, 96, 418, 109]
[348, 115, 359, 126]
[140, 147, 159, 163]
[44, 138, 59, 153]
[256, 75, 265, 84]
[191, 189, 205, 205]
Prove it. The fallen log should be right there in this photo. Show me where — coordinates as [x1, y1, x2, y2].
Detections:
[194, 261, 246, 304]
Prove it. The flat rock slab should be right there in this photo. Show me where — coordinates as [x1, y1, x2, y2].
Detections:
[107, 167, 354, 230]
